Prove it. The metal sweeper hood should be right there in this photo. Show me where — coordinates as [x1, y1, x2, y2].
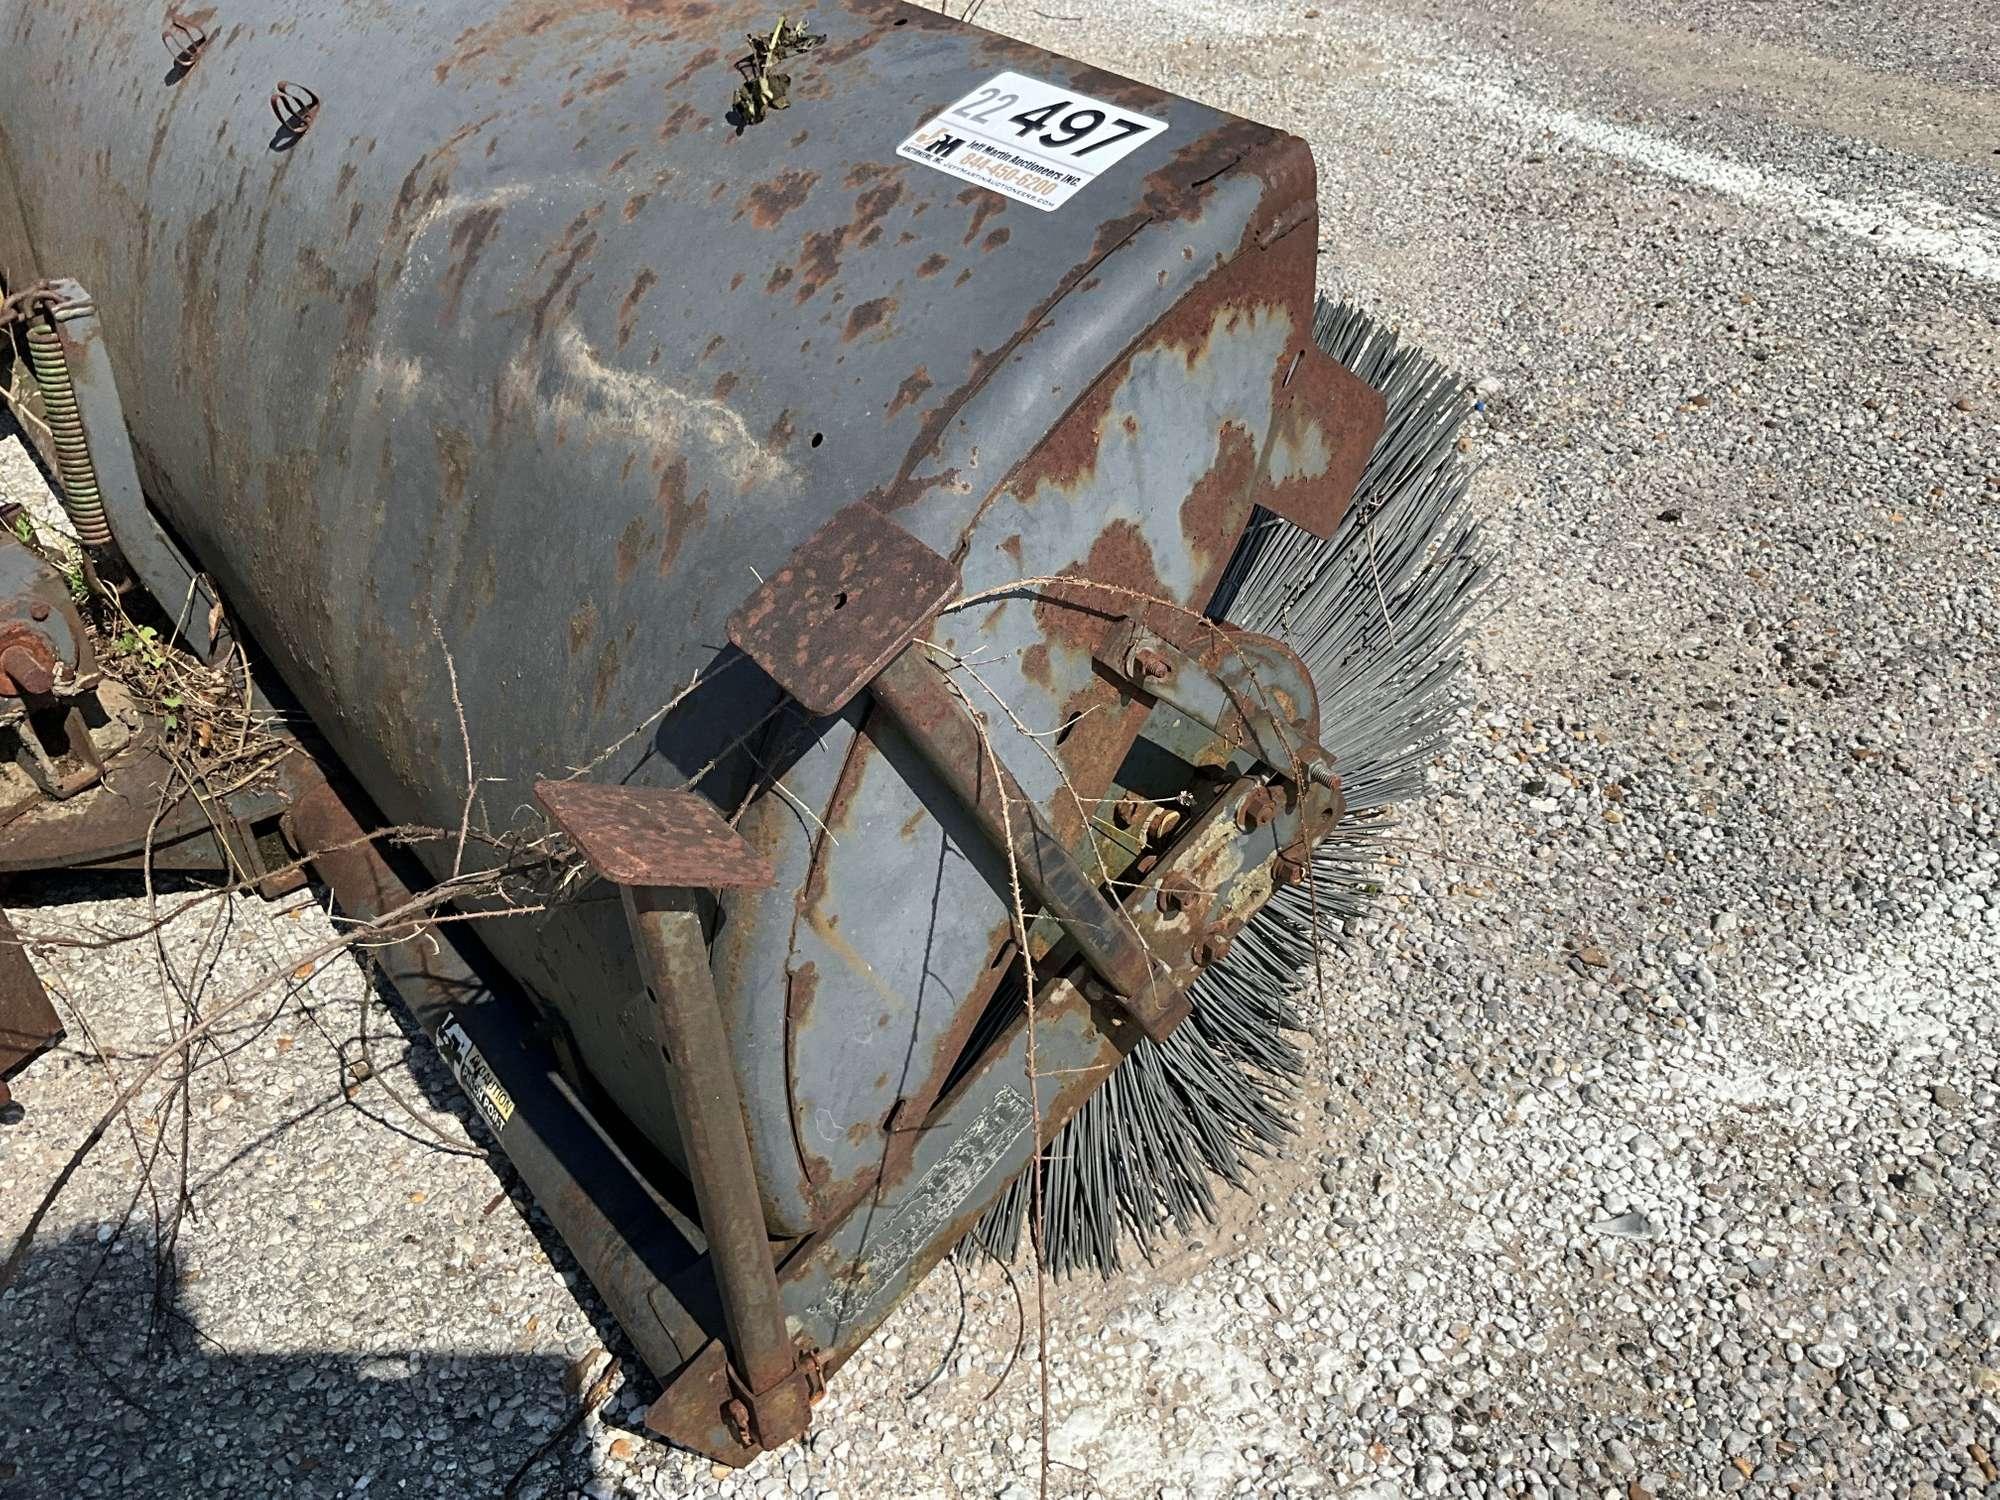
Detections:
[1, 0, 1389, 1462]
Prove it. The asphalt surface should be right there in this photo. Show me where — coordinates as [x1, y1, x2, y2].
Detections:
[3, 1, 1997, 1497]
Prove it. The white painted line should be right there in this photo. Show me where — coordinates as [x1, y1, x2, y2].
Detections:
[1417, 71, 2000, 285]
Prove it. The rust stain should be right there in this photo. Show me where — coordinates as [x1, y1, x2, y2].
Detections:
[713, 370, 740, 400]
[1179, 423, 1258, 574]
[885, 366, 931, 420]
[592, 636, 622, 714]
[617, 266, 658, 349]
[959, 187, 1005, 248]
[659, 101, 701, 139]
[793, 227, 844, 302]
[982, 226, 1010, 253]
[615, 515, 649, 586]
[842, 296, 894, 343]
[654, 457, 710, 577]
[741, 167, 817, 230]
[567, 600, 598, 656]
[583, 66, 628, 95]
[916, 252, 949, 278]
[435, 428, 473, 506]
[854, 177, 903, 234]
[523, 210, 601, 340]
[1021, 642, 1052, 688]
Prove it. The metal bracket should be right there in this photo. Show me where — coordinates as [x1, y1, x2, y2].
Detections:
[535, 778, 776, 890]
[1097, 617, 1336, 788]
[870, 647, 1191, 1044]
[38, 279, 226, 662]
[725, 507, 1204, 1039]
[1258, 342, 1386, 542]
[533, 779, 820, 1465]
[726, 501, 959, 717]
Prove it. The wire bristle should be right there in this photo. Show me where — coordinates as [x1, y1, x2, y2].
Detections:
[964, 295, 1489, 1277]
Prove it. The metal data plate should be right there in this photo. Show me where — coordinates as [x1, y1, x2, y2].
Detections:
[726, 503, 959, 717]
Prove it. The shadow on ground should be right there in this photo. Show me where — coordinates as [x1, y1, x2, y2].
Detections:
[0, 1223, 632, 1499]
[0, 873, 669, 1500]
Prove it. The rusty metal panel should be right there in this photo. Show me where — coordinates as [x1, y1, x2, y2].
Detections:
[780, 974, 1119, 1354]
[537, 780, 775, 889]
[727, 502, 958, 717]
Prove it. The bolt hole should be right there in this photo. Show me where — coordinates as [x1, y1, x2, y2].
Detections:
[832, 590, 849, 610]
[894, 15, 908, 23]
[810, 431, 824, 447]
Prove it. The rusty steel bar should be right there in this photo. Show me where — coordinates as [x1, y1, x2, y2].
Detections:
[869, 645, 1188, 1043]
[624, 889, 811, 1450]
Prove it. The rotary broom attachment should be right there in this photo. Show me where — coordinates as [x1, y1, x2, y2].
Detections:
[3, 0, 1485, 1464]
[971, 296, 1489, 1275]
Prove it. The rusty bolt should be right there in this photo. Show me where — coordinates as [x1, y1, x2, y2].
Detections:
[1132, 647, 1172, 682]
[1144, 806, 1183, 842]
[0, 644, 54, 697]
[28, 602, 50, 622]
[1193, 931, 1233, 967]
[723, 1397, 754, 1446]
[1155, 872, 1198, 915]
[1273, 844, 1311, 887]
[1237, 786, 1278, 832]
[1112, 792, 1145, 829]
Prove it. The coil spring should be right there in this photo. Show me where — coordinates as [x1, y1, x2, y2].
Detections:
[20, 316, 112, 547]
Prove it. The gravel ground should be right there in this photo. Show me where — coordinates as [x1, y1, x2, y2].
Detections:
[4, 1, 1998, 1497]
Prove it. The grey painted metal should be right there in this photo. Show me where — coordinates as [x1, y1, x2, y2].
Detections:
[869, 644, 1180, 1039]
[0, 0, 1364, 1238]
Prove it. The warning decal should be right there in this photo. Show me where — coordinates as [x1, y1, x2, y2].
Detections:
[436, 1014, 516, 1139]
[897, 70, 1167, 212]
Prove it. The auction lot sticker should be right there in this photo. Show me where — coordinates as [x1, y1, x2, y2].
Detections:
[897, 71, 1167, 211]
